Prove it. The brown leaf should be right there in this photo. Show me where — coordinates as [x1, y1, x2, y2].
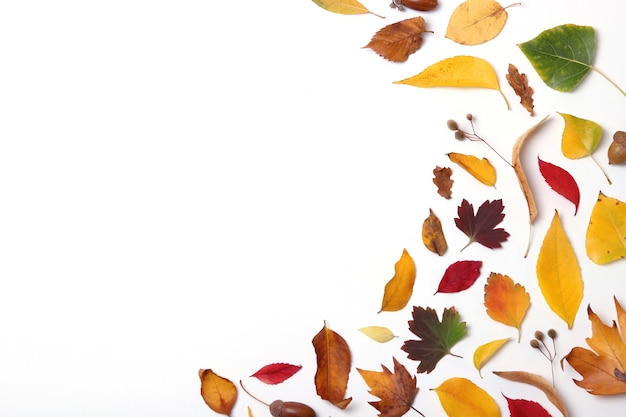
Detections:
[506, 64, 534, 114]
[422, 209, 447, 256]
[365, 17, 428, 63]
[199, 369, 238, 416]
[312, 322, 352, 409]
[432, 166, 453, 199]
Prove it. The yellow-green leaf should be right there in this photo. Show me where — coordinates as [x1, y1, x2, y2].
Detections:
[586, 192, 626, 265]
[536, 211, 583, 328]
[379, 249, 417, 312]
[359, 326, 397, 343]
[446, 0, 509, 46]
[310, 0, 383, 17]
[447, 152, 496, 187]
[473, 338, 510, 377]
[394, 56, 509, 108]
[433, 377, 501, 417]
[559, 112, 602, 159]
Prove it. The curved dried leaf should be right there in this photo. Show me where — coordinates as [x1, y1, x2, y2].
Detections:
[311, 0, 382, 17]
[365, 17, 428, 62]
[312, 322, 352, 408]
[433, 377, 501, 417]
[433, 166, 453, 199]
[199, 369, 238, 416]
[484, 273, 530, 342]
[586, 192, 626, 265]
[435, 260, 482, 294]
[538, 157, 580, 215]
[504, 396, 553, 417]
[536, 211, 583, 329]
[447, 152, 496, 187]
[493, 371, 568, 417]
[446, 0, 509, 46]
[473, 338, 511, 377]
[506, 63, 534, 114]
[422, 209, 447, 256]
[359, 326, 398, 343]
[251, 363, 302, 385]
[379, 249, 417, 312]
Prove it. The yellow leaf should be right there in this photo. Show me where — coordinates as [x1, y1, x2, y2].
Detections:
[379, 249, 416, 312]
[433, 377, 501, 417]
[559, 112, 602, 159]
[199, 369, 238, 417]
[586, 192, 626, 265]
[473, 338, 510, 377]
[247, 407, 253, 417]
[394, 56, 509, 108]
[446, 0, 509, 46]
[359, 326, 397, 343]
[483, 273, 530, 342]
[310, 0, 383, 17]
[447, 152, 496, 187]
[536, 211, 583, 328]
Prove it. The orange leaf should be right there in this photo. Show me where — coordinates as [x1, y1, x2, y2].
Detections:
[357, 357, 419, 417]
[365, 17, 429, 63]
[506, 63, 534, 114]
[312, 322, 353, 408]
[379, 249, 417, 312]
[199, 369, 238, 416]
[484, 272, 530, 342]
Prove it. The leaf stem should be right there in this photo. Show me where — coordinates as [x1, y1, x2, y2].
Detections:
[590, 153, 612, 185]
[411, 406, 426, 417]
[465, 115, 514, 168]
[591, 65, 626, 98]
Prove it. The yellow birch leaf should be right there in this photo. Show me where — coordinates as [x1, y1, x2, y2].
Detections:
[359, 326, 397, 343]
[394, 56, 509, 108]
[433, 377, 501, 417]
[483, 273, 530, 342]
[310, 0, 383, 17]
[447, 152, 496, 187]
[446, 0, 509, 46]
[199, 369, 237, 417]
[536, 211, 583, 329]
[473, 338, 510, 377]
[379, 249, 417, 312]
[586, 192, 626, 265]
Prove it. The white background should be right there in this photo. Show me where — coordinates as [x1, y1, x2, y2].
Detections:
[1, 1, 625, 416]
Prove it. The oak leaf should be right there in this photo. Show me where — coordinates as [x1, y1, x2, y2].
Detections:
[357, 357, 419, 417]
[379, 249, 417, 312]
[504, 396, 553, 417]
[435, 260, 482, 294]
[455, 199, 509, 251]
[312, 322, 352, 408]
[365, 17, 429, 63]
[446, 0, 511, 46]
[564, 297, 626, 395]
[473, 338, 510, 377]
[506, 63, 534, 114]
[250, 363, 302, 385]
[311, 0, 383, 17]
[199, 369, 237, 416]
[401, 306, 466, 373]
[447, 152, 496, 187]
[432, 166, 453, 199]
[586, 192, 626, 265]
[422, 209, 447, 256]
[433, 377, 500, 417]
[484, 273, 530, 342]
[493, 371, 568, 417]
[538, 157, 580, 215]
[359, 326, 397, 343]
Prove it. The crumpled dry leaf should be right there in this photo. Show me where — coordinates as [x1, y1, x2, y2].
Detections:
[365, 17, 429, 62]
[312, 322, 352, 409]
[432, 166, 453, 199]
[446, 0, 510, 45]
[199, 369, 238, 416]
[493, 371, 568, 417]
[506, 63, 534, 114]
[422, 209, 447, 256]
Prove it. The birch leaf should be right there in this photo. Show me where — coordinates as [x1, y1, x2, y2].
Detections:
[447, 152, 496, 187]
[199, 369, 238, 417]
[359, 326, 398, 343]
[536, 211, 583, 329]
[484, 273, 530, 342]
[473, 338, 511, 377]
[446, 0, 510, 46]
[311, 0, 383, 17]
[365, 17, 429, 62]
[559, 112, 602, 159]
[433, 377, 501, 417]
[394, 56, 509, 108]
[586, 192, 626, 265]
[422, 209, 448, 256]
[379, 249, 417, 312]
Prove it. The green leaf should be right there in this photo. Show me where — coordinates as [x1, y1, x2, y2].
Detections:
[401, 306, 467, 373]
[518, 24, 595, 92]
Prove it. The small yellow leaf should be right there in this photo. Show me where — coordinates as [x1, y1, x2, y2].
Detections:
[311, 0, 383, 17]
[394, 56, 509, 108]
[379, 249, 417, 312]
[536, 211, 583, 328]
[447, 152, 496, 187]
[433, 377, 501, 417]
[586, 192, 626, 265]
[559, 112, 602, 159]
[359, 326, 397, 343]
[473, 338, 510, 377]
[199, 369, 237, 416]
[247, 407, 254, 417]
[446, 0, 509, 46]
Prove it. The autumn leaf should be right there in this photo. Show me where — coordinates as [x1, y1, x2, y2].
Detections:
[365, 17, 429, 62]
[473, 338, 510, 377]
[310, 0, 384, 17]
[422, 209, 447, 256]
[379, 249, 417, 312]
[433, 166, 453, 199]
[393, 56, 509, 108]
[312, 322, 352, 408]
[484, 273, 530, 342]
[506, 63, 534, 114]
[250, 363, 302, 385]
[435, 260, 482, 294]
[504, 396, 553, 417]
[447, 152, 496, 187]
[446, 0, 515, 46]
[455, 199, 509, 251]
[493, 371, 568, 417]
[537, 157, 580, 215]
[433, 377, 501, 417]
[359, 326, 398, 343]
[586, 192, 626, 265]
[357, 357, 419, 417]
[564, 297, 626, 395]
[401, 306, 466, 373]
[536, 211, 583, 329]
[199, 369, 238, 417]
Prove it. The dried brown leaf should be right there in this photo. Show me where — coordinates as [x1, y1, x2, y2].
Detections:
[506, 63, 534, 114]
[312, 322, 353, 409]
[365, 17, 429, 62]
[432, 166, 453, 199]
[422, 209, 447, 256]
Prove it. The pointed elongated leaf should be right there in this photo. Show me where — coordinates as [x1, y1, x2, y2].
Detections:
[365, 17, 428, 62]
[312, 322, 352, 408]
[435, 260, 482, 294]
[359, 326, 397, 343]
[446, 0, 509, 45]
[250, 363, 302, 385]
[504, 396, 553, 417]
[586, 192, 626, 265]
[199, 369, 237, 416]
[538, 157, 580, 215]
[311, 0, 381, 16]
[536, 211, 583, 328]
[447, 152, 496, 187]
[422, 209, 447, 256]
[433, 377, 501, 417]
[484, 273, 530, 342]
[493, 371, 568, 417]
[473, 338, 510, 377]
[379, 249, 417, 312]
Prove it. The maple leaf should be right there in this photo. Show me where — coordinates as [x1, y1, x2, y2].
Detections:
[365, 17, 429, 63]
[401, 306, 466, 374]
[357, 357, 419, 417]
[454, 199, 509, 251]
[506, 63, 534, 114]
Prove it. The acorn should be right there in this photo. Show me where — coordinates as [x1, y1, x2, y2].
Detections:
[240, 381, 316, 417]
[608, 131, 626, 165]
[401, 0, 438, 11]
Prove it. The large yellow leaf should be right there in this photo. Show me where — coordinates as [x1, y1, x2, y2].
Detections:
[446, 0, 509, 45]
[311, 0, 383, 17]
[586, 192, 626, 265]
[473, 338, 510, 377]
[394, 56, 509, 108]
[379, 249, 416, 312]
[433, 377, 501, 417]
[447, 152, 496, 187]
[536, 211, 583, 328]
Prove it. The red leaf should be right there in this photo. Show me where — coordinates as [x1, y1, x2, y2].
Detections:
[538, 157, 580, 215]
[251, 363, 302, 384]
[435, 260, 482, 294]
[504, 395, 553, 417]
[454, 199, 510, 250]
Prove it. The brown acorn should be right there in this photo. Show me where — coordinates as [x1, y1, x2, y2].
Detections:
[608, 131, 626, 165]
[402, 0, 438, 11]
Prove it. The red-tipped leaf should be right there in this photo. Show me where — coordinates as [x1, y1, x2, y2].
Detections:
[251, 363, 302, 384]
[435, 260, 482, 294]
[538, 157, 580, 215]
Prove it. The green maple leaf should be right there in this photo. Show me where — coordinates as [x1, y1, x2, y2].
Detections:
[401, 306, 466, 374]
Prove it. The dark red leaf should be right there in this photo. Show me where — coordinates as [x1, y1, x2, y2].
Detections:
[538, 157, 580, 215]
[251, 363, 302, 384]
[504, 395, 553, 417]
[454, 199, 510, 250]
[435, 260, 482, 294]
